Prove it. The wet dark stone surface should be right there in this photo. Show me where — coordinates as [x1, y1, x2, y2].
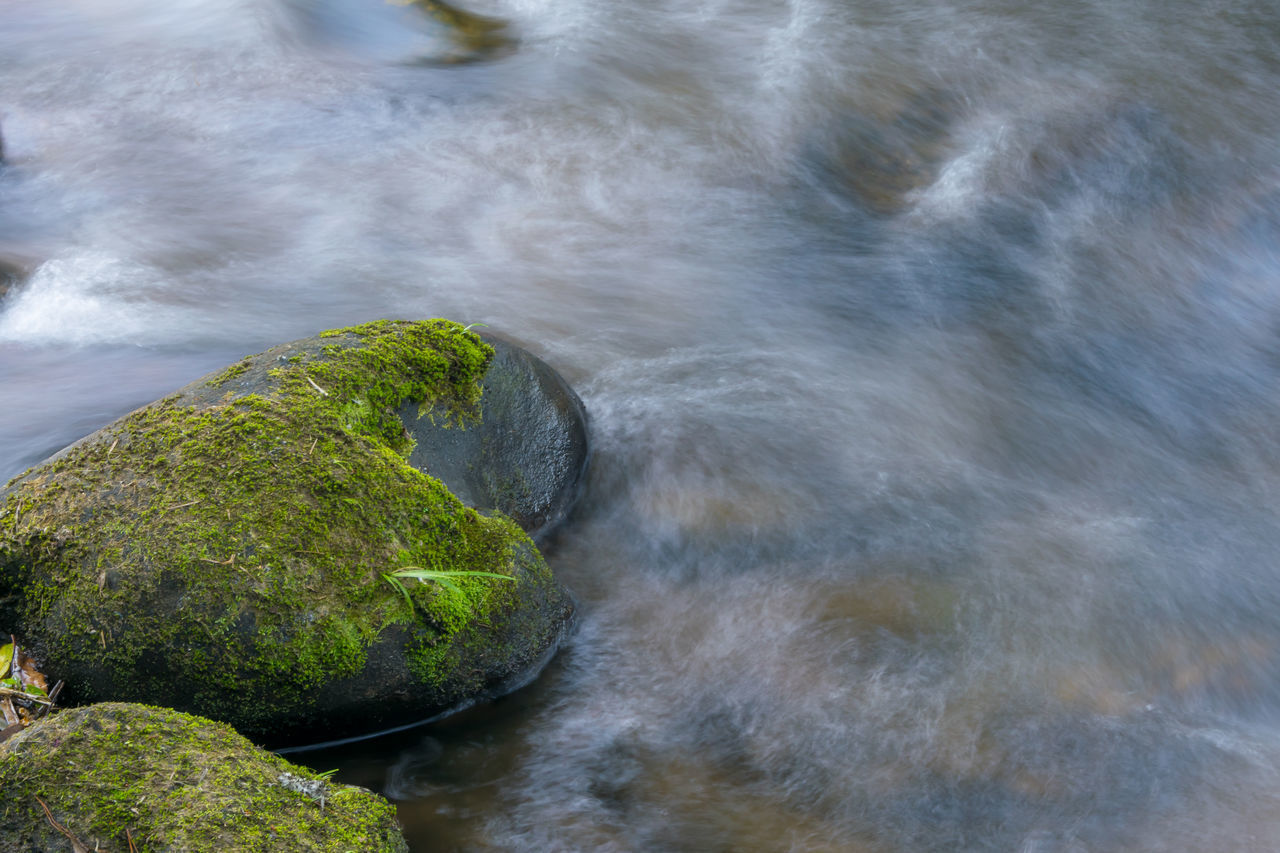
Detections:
[400, 331, 590, 543]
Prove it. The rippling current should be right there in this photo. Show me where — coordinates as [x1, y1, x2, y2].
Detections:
[5, 0, 1280, 849]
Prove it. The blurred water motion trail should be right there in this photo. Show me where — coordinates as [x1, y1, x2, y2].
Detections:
[5, 0, 1280, 849]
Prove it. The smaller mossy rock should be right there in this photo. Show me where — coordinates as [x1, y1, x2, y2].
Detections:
[0, 319, 575, 745]
[402, 331, 589, 542]
[0, 702, 408, 852]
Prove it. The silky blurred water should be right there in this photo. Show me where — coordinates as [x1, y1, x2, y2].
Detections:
[5, 0, 1280, 849]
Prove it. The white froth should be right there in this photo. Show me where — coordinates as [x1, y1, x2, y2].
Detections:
[0, 253, 189, 345]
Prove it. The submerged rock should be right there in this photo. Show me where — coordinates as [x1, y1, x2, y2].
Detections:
[281, 0, 515, 66]
[0, 320, 578, 744]
[0, 702, 407, 852]
[409, 0, 515, 65]
[0, 253, 29, 302]
[806, 86, 959, 216]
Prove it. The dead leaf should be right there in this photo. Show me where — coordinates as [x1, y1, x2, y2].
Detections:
[13, 641, 48, 694]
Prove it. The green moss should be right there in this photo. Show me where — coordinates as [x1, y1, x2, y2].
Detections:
[0, 703, 407, 852]
[205, 358, 252, 388]
[0, 319, 548, 733]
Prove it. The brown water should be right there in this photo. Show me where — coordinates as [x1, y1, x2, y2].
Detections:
[5, 0, 1280, 849]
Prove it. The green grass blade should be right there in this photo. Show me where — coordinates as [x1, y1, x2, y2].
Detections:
[390, 567, 514, 582]
[382, 573, 415, 613]
[429, 575, 464, 596]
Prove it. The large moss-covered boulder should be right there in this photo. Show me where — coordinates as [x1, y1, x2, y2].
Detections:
[0, 319, 576, 744]
[0, 702, 407, 852]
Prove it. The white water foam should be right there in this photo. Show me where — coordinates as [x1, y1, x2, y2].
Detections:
[0, 253, 192, 346]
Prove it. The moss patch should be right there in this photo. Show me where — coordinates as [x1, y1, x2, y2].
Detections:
[0, 702, 407, 852]
[205, 357, 253, 388]
[0, 319, 566, 739]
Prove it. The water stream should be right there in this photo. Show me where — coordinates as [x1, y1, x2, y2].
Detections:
[4, 0, 1280, 849]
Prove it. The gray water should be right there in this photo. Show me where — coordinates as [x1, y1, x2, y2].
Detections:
[5, 0, 1280, 849]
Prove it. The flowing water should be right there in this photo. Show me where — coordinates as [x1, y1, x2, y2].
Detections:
[5, 0, 1280, 849]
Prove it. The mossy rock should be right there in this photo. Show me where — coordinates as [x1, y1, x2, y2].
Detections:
[0, 702, 407, 852]
[0, 319, 576, 745]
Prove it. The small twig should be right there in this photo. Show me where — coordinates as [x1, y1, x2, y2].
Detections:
[35, 796, 90, 853]
[308, 437, 318, 456]
[107, 438, 119, 458]
[167, 499, 201, 510]
[0, 685, 53, 705]
[305, 376, 329, 397]
[33, 681, 62, 721]
[126, 826, 138, 853]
